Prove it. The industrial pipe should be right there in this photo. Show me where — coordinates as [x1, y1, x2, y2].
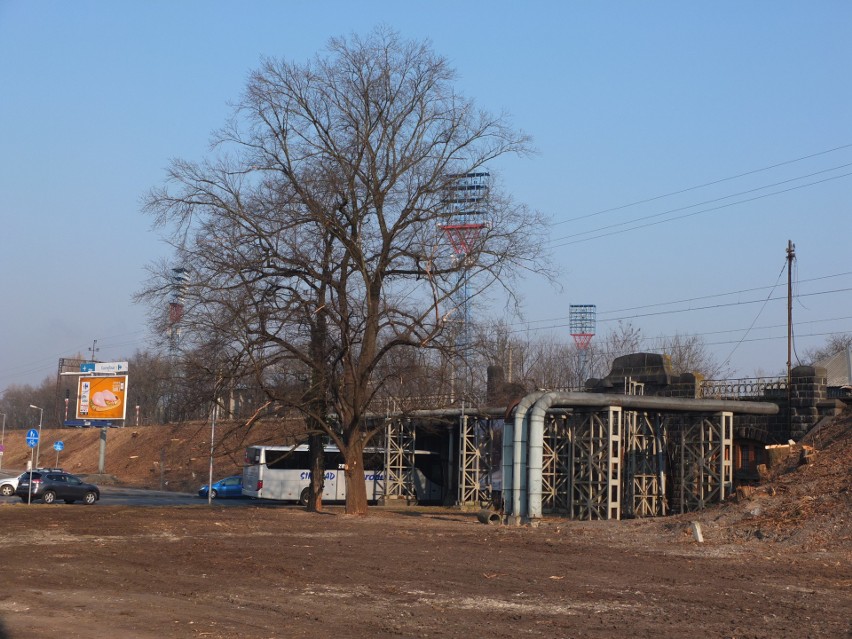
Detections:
[522, 391, 779, 522]
[506, 391, 547, 524]
[477, 509, 501, 525]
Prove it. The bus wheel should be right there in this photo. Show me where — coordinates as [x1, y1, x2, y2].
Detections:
[299, 487, 310, 507]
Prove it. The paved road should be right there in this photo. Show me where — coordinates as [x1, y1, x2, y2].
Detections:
[0, 471, 267, 507]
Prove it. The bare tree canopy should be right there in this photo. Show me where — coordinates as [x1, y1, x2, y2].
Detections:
[803, 333, 852, 366]
[140, 28, 552, 514]
[655, 332, 729, 380]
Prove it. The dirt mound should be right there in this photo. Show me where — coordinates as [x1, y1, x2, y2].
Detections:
[0, 418, 299, 492]
[674, 409, 852, 550]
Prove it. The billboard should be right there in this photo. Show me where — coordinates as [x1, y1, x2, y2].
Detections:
[77, 375, 129, 421]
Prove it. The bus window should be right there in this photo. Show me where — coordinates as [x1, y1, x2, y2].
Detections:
[266, 449, 310, 470]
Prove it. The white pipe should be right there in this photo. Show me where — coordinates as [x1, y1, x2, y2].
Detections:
[507, 391, 546, 523]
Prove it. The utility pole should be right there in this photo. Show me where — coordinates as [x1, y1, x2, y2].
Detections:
[786, 240, 795, 434]
[89, 339, 99, 363]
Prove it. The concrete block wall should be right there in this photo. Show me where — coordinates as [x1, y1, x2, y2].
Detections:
[787, 365, 828, 440]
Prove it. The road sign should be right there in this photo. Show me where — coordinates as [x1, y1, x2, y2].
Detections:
[54, 441, 65, 452]
[26, 429, 39, 448]
[80, 361, 128, 374]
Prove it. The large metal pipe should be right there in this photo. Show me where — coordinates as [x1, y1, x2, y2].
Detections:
[506, 391, 547, 523]
[523, 391, 778, 522]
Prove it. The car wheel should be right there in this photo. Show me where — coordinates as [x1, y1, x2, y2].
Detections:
[299, 487, 311, 507]
[42, 491, 57, 504]
[83, 491, 97, 505]
[1, 484, 13, 496]
[210, 489, 218, 499]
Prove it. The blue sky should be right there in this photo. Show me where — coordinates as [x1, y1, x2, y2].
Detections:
[1, 1, 851, 389]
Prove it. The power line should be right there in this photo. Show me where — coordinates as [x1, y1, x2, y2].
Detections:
[719, 258, 788, 369]
[548, 170, 852, 248]
[549, 162, 852, 244]
[575, 329, 850, 359]
[555, 142, 852, 226]
[504, 270, 852, 329]
[506, 287, 852, 336]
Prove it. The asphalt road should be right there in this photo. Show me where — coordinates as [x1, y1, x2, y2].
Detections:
[0, 471, 266, 507]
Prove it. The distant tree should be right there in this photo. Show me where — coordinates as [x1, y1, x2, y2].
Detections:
[586, 321, 644, 379]
[140, 28, 551, 515]
[0, 377, 55, 438]
[516, 334, 576, 390]
[655, 332, 729, 380]
[803, 333, 852, 366]
[125, 349, 173, 425]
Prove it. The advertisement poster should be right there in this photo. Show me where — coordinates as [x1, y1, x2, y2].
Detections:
[77, 375, 129, 421]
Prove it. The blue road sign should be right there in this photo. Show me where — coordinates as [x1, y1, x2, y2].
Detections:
[54, 441, 64, 452]
[26, 429, 39, 448]
[80, 362, 95, 373]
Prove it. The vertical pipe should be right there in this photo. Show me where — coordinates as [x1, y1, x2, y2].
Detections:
[508, 392, 546, 523]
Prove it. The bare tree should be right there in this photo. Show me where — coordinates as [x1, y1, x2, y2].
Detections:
[803, 333, 852, 366]
[140, 28, 551, 515]
[655, 332, 728, 379]
[584, 321, 644, 380]
[1, 378, 56, 435]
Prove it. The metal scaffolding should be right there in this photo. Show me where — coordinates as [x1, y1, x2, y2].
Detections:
[542, 414, 571, 513]
[383, 417, 416, 502]
[567, 407, 623, 520]
[623, 411, 668, 518]
[531, 407, 734, 520]
[458, 414, 494, 507]
[670, 412, 733, 513]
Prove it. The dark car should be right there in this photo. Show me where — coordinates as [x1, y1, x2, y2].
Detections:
[15, 471, 100, 505]
[198, 475, 243, 499]
[1, 468, 64, 496]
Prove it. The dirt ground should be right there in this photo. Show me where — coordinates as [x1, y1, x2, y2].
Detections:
[0, 414, 850, 639]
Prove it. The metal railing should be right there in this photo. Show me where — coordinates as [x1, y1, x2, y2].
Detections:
[700, 377, 787, 400]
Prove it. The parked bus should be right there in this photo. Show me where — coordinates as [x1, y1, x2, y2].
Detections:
[242, 444, 443, 505]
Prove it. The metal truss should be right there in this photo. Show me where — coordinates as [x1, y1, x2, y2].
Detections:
[567, 407, 622, 520]
[542, 414, 571, 513]
[669, 412, 733, 513]
[383, 418, 416, 502]
[458, 415, 494, 507]
[623, 412, 668, 518]
[530, 408, 735, 521]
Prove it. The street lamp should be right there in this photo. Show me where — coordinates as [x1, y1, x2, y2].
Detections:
[0, 412, 5, 471]
[29, 404, 44, 468]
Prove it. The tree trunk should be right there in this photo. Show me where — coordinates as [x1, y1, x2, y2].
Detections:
[343, 441, 368, 515]
[307, 432, 325, 512]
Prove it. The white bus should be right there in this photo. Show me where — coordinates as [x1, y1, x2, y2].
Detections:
[242, 444, 443, 505]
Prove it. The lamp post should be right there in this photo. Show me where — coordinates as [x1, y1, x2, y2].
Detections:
[29, 404, 44, 468]
[0, 412, 6, 471]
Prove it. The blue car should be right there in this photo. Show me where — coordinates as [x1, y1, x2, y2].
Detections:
[198, 475, 243, 499]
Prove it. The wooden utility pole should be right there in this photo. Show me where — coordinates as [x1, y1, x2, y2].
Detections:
[786, 240, 795, 433]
